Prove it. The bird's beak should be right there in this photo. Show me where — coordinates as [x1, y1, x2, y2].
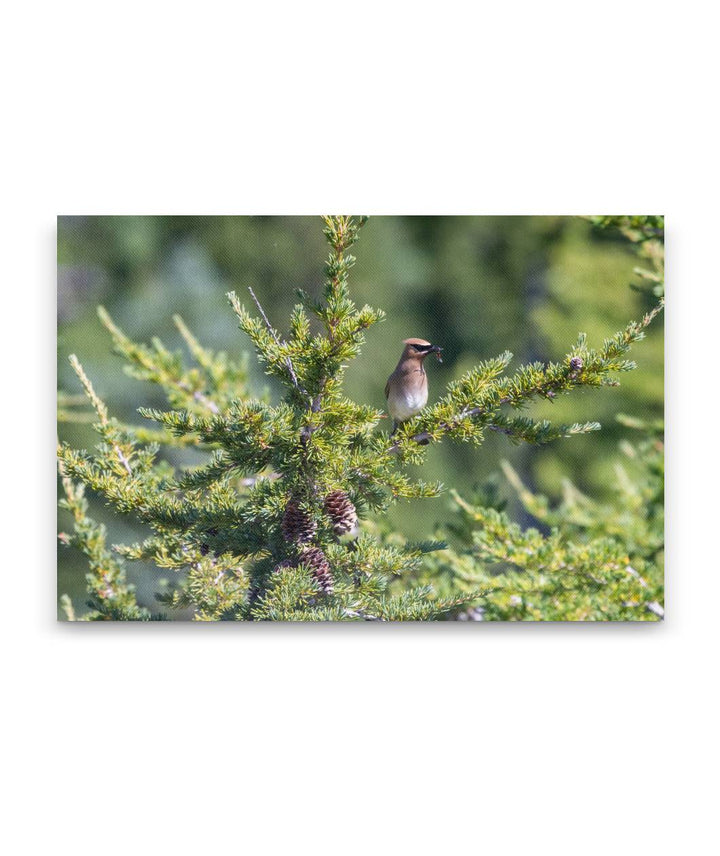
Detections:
[431, 344, 443, 363]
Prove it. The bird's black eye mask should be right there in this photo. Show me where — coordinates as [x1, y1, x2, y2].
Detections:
[412, 343, 443, 362]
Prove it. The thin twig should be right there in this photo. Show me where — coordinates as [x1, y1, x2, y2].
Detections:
[343, 608, 385, 621]
[115, 447, 133, 476]
[191, 388, 219, 414]
[247, 286, 307, 398]
[486, 423, 515, 436]
[626, 565, 648, 588]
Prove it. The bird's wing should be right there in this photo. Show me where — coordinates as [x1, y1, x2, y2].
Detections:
[384, 378, 390, 399]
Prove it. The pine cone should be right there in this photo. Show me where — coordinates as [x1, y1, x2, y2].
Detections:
[281, 500, 317, 543]
[301, 546, 334, 595]
[323, 490, 359, 536]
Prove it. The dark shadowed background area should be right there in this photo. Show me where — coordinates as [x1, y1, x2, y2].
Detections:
[57, 216, 663, 615]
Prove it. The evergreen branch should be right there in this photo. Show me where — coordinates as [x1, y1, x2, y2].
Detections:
[59, 593, 76, 621]
[98, 307, 220, 414]
[247, 286, 308, 399]
[68, 355, 133, 475]
[487, 417, 601, 445]
[432, 415, 665, 622]
[302, 216, 376, 424]
[57, 458, 152, 620]
[172, 314, 214, 371]
[388, 301, 663, 455]
[68, 354, 109, 424]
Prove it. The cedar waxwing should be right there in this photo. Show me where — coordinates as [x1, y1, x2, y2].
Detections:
[385, 338, 443, 434]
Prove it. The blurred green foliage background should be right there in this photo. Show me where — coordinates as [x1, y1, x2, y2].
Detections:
[57, 216, 663, 614]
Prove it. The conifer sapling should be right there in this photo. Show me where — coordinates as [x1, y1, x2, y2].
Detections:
[58, 215, 663, 621]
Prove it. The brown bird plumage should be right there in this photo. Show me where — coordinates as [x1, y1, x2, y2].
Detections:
[385, 338, 443, 434]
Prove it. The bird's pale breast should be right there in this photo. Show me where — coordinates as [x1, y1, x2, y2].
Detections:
[387, 383, 428, 422]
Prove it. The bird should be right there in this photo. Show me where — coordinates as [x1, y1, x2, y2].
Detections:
[385, 338, 443, 435]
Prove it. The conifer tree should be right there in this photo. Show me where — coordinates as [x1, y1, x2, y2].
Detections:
[58, 215, 663, 620]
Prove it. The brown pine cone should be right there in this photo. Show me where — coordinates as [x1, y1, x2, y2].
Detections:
[323, 489, 359, 537]
[568, 356, 583, 379]
[300, 546, 334, 595]
[281, 500, 317, 543]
